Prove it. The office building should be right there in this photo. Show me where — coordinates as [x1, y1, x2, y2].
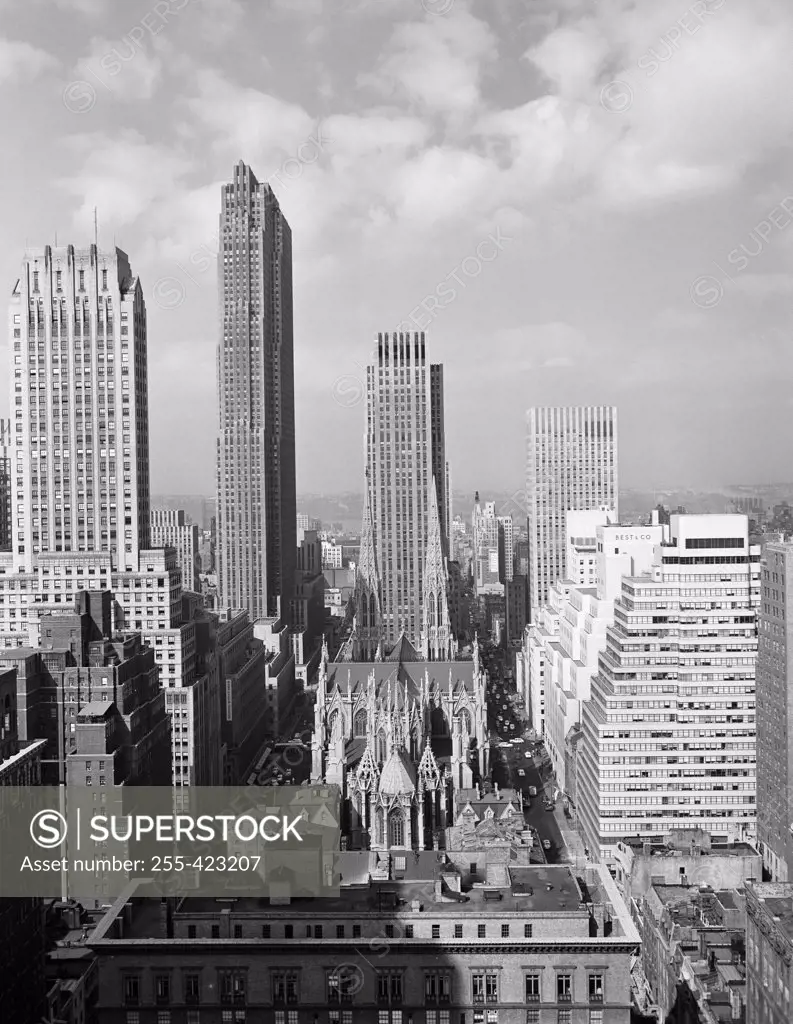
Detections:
[9, 245, 151, 572]
[365, 332, 448, 648]
[216, 161, 296, 624]
[746, 881, 793, 1024]
[321, 540, 343, 569]
[518, 515, 660, 804]
[756, 541, 793, 882]
[150, 507, 201, 592]
[526, 406, 618, 619]
[429, 363, 449, 558]
[3, 242, 223, 788]
[577, 514, 760, 864]
[85, 857, 639, 1023]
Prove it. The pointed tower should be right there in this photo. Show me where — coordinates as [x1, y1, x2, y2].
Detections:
[421, 477, 452, 661]
[353, 471, 383, 660]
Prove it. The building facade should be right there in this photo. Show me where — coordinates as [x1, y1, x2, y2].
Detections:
[150, 507, 201, 592]
[9, 244, 151, 573]
[216, 160, 296, 624]
[526, 406, 618, 620]
[756, 541, 793, 882]
[578, 514, 760, 864]
[746, 882, 793, 1024]
[0, 418, 10, 552]
[86, 858, 639, 1024]
[366, 332, 447, 648]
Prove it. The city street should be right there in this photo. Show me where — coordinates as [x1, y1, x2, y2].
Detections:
[482, 642, 566, 862]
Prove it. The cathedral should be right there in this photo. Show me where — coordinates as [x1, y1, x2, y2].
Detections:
[311, 478, 490, 852]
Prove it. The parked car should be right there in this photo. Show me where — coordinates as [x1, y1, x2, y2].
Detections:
[517, 769, 525, 777]
[543, 801, 555, 811]
[524, 751, 531, 759]
[542, 839, 551, 851]
[528, 786, 537, 796]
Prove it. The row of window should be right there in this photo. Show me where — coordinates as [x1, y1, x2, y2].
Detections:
[122, 970, 607, 1007]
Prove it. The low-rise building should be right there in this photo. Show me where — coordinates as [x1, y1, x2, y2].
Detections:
[86, 855, 639, 1023]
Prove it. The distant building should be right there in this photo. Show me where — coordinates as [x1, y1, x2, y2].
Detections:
[321, 540, 343, 569]
[150, 507, 201, 592]
[526, 406, 619, 619]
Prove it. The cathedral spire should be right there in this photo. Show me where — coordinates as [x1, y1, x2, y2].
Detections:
[353, 471, 383, 660]
[421, 477, 452, 661]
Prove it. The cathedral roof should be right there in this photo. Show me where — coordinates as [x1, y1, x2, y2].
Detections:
[386, 632, 422, 663]
[378, 748, 416, 796]
[325, 659, 476, 700]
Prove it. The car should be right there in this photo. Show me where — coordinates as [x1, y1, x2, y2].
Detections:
[517, 769, 525, 777]
[524, 751, 531, 759]
[509, 723, 516, 730]
[511, 738, 522, 745]
[528, 786, 537, 796]
[542, 839, 551, 851]
[543, 801, 555, 811]
[498, 741, 511, 748]
[502, 704, 508, 710]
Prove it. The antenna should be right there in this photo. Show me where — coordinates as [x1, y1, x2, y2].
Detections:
[94, 208, 98, 249]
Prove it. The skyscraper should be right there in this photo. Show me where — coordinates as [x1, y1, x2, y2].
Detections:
[0, 419, 10, 551]
[150, 507, 201, 592]
[526, 406, 618, 619]
[9, 245, 150, 572]
[756, 541, 793, 882]
[577, 514, 760, 863]
[216, 161, 296, 623]
[365, 331, 446, 647]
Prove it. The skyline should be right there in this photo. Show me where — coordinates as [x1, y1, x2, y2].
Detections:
[2, 0, 793, 497]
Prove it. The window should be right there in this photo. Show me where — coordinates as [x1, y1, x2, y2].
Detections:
[472, 973, 498, 1004]
[155, 975, 171, 1004]
[557, 974, 572, 1002]
[525, 974, 540, 1002]
[352, 924, 361, 938]
[588, 974, 604, 1002]
[125, 1015, 140, 1024]
[385, 924, 394, 938]
[219, 970, 246, 1004]
[272, 972, 299, 1004]
[262, 924, 271, 938]
[284, 924, 293, 939]
[501, 924, 509, 938]
[454, 923, 463, 938]
[233, 925, 242, 938]
[187, 925, 196, 938]
[426, 1014, 451, 1024]
[589, 1012, 603, 1024]
[425, 971, 451, 1003]
[377, 971, 403, 1003]
[525, 1012, 539, 1024]
[524, 924, 533, 937]
[478, 924, 486, 938]
[184, 974, 200, 1003]
[558, 1012, 572, 1024]
[337, 924, 345, 938]
[211, 925, 220, 938]
[328, 969, 356, 1003]
[432, 924, 440, 938]
[123, 976, 140, 1006]
[157, 1014, 170, 1024]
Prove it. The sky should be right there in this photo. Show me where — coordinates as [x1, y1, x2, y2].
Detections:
[1, 0, 792, 497]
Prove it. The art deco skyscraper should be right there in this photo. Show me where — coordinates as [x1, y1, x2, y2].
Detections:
[216, 161, 296, 623]
[8, 245, 150, 573]
[526, 406, 618, 618]
[365, 331, 446, 647]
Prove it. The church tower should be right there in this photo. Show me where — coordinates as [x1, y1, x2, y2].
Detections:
[421, 477, 452, 661]
[352, 472, 383, 660]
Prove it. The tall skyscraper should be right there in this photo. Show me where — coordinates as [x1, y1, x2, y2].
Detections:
[526, 406, 618, 619]
[9, 245, 151, 572]
[216, 161, 296, 623]
[365, 331, 447, 647]
[577, 514, 760, 863]
[756, 541, 793, 882]
[429, 364, 448, 558]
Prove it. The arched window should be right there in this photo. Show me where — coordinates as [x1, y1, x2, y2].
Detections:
[459, 708, 471, 735]
[376, 730, 387, 763]
[353, 709, 367, 738]
[328, 710, 340, 740]
[361, 593, 368, 629]
[428, 594, 436, 627]
[375, 808, 385, 846]
[369, 593, 376, 628]
[388, 810, 404, 848]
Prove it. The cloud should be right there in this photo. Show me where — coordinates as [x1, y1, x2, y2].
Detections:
[0, 37, 58, 83]
[733, 273, 793, 297]
[73, 35, 166, 101]
[358, 8, 497, 120]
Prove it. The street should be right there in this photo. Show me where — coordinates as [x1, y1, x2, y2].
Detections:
[481, 641, 566, 863]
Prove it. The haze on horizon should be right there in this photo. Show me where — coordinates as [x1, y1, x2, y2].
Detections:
[2, 0, 792, 497]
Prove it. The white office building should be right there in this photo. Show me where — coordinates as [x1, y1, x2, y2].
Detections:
[577, 514, 760, 864]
